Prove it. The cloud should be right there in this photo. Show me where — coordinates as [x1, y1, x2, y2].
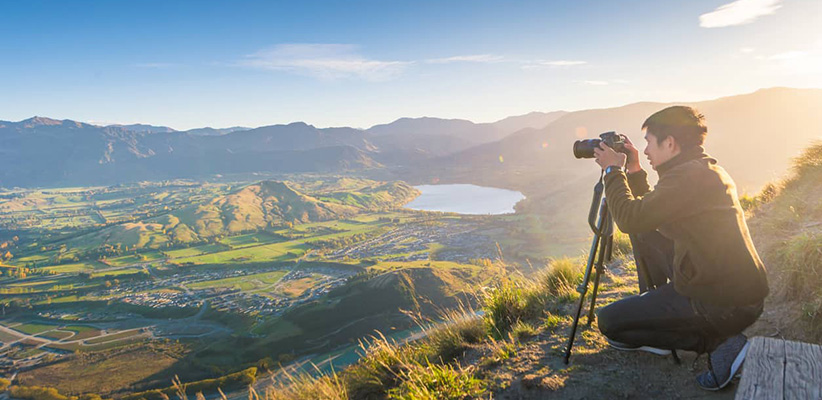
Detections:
[134, 63, 178, 69]
[767, 50, 808, 60]
[581, 80, 609, 86]
[699, 0, 782, 28]
[739, 47, 756, 53]
[537, 60, 587, 67]
[521, 60, 588, 70]
[239, 44, 410, 81]
[425, 54, 504, 64]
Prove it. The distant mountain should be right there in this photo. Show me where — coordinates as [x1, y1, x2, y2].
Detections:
[0, 119, 380, 187]
[4, 88, 818, 190]
[184, 126, 251, 136]
[364, 112, 567, 157]
[490, 111, 567, 134]
[107, 123, 177, 134]
[0, 110, 562, 187]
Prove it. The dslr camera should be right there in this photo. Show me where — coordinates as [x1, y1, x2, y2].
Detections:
[573, 131, 628, 159]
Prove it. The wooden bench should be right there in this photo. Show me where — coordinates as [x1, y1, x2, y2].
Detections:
[736, 336, 822, 399]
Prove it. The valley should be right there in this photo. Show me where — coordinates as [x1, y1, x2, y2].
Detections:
[0, 177, 567, 397]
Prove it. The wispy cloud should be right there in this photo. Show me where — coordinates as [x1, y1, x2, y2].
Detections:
[537, 60, 587, 67]
[768, 50, 808, 60]
[699, 0, 782, 28]
[521, 60, 588, 70]
[238, 44, 411, 81]
[580, 80, 609, 86]
[134, 62, 178, 69]
[425, 54, 504, 64]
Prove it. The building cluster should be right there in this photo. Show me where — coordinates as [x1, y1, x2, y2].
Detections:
[120, 291, 203, 309]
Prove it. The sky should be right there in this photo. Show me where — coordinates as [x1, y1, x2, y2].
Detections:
[1, 0, 821, 130]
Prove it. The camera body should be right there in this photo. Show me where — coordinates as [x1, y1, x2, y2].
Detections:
[573, 131, 627, 159]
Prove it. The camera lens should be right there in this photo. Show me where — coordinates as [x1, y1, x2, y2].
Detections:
[573, 139, 600, 159]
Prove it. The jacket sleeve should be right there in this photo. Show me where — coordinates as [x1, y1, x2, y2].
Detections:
[626, 169, 651, 197]
[603, 167, 701, 234]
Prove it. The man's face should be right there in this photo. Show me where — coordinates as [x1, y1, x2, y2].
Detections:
[643, 129, 679, 170]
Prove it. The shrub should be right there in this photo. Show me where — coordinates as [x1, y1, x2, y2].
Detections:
[0, 378, 10, 392]
[386, 361, 485, 400]
[122, 367, 257, 400]
[538, 257, 582, 297]
[511, 320, 538, 341]
[482, 282, 530, 338]
[264, 368, 348, 400]
[543, 312, 563, 331]
[778, 231, 822, 298]
[8, 386, 70, 400]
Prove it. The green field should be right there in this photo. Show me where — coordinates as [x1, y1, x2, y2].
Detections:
[106, 252, 164, 267]
[41, 261, 105, 274]
[12, 322, 59, 335]
[174, 241, 308, 265]
[85, 329, 143, 345]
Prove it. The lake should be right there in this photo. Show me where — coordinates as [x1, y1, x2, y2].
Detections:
[403, 184, 525, 215]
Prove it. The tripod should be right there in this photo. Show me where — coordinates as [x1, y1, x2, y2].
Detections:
[563, 173, 664, 364]
[563, 173, 614, 364]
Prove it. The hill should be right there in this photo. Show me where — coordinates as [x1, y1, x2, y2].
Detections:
[60, 178, 418, 251]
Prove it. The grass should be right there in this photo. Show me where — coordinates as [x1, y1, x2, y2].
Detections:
[386, 361, 485, 400]
[13, 322, 58, 335]
[85, 329, 143, 344]
[750, 141, 822, 341]
[262, 256, 584, 399]
[39, 330, 75, 340]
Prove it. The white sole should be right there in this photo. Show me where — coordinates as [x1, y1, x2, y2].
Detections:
[609, 343, 672, 356]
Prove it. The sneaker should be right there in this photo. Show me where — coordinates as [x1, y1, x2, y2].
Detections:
[696, 334, 749, 391]
[607, 338, 672, 356]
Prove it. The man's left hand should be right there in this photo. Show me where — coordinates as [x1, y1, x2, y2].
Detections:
[593, 142, 627, 170]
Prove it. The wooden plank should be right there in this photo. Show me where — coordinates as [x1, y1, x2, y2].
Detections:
[784, 340, 822, 399]
[736, 336, 785, 400]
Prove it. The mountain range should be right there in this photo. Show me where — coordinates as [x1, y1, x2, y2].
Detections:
[0, 110, 567, 187]
[3, 89, 822, 230]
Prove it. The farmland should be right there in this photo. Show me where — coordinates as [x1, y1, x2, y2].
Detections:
[0, 177, 571, 397]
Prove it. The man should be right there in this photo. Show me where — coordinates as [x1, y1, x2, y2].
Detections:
[592, 106, 769, 391]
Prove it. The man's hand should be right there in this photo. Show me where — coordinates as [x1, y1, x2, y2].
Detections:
[594, 142, 627, 171]
[623, 136, 642, 173]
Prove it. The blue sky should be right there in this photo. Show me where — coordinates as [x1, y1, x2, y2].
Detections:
[1, 0, 820, 129]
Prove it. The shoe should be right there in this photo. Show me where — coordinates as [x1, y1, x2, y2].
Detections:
[607, 338, 672, 356]
[696, 334, 749, 391]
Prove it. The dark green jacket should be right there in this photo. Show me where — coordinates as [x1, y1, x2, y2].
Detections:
[604, 146, 769, 307]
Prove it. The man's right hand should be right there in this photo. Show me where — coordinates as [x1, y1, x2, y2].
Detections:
[623, 136, 642, 174]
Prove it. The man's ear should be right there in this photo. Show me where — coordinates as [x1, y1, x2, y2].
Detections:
[664, 135, 679, 152]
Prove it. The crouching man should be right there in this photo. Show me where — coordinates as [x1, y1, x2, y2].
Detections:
[592, 106, 769, 391]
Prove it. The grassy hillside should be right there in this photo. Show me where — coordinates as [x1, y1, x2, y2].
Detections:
[746, 141, 822, 343]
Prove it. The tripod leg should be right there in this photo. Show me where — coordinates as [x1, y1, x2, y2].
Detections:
[587, 234, 610, 324]
[563, 231, 601, 364]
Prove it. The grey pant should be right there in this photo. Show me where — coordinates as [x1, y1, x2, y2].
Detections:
[597, 231, 762, 353]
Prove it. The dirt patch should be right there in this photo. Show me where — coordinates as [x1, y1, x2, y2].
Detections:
[15, 344, 187, 396]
